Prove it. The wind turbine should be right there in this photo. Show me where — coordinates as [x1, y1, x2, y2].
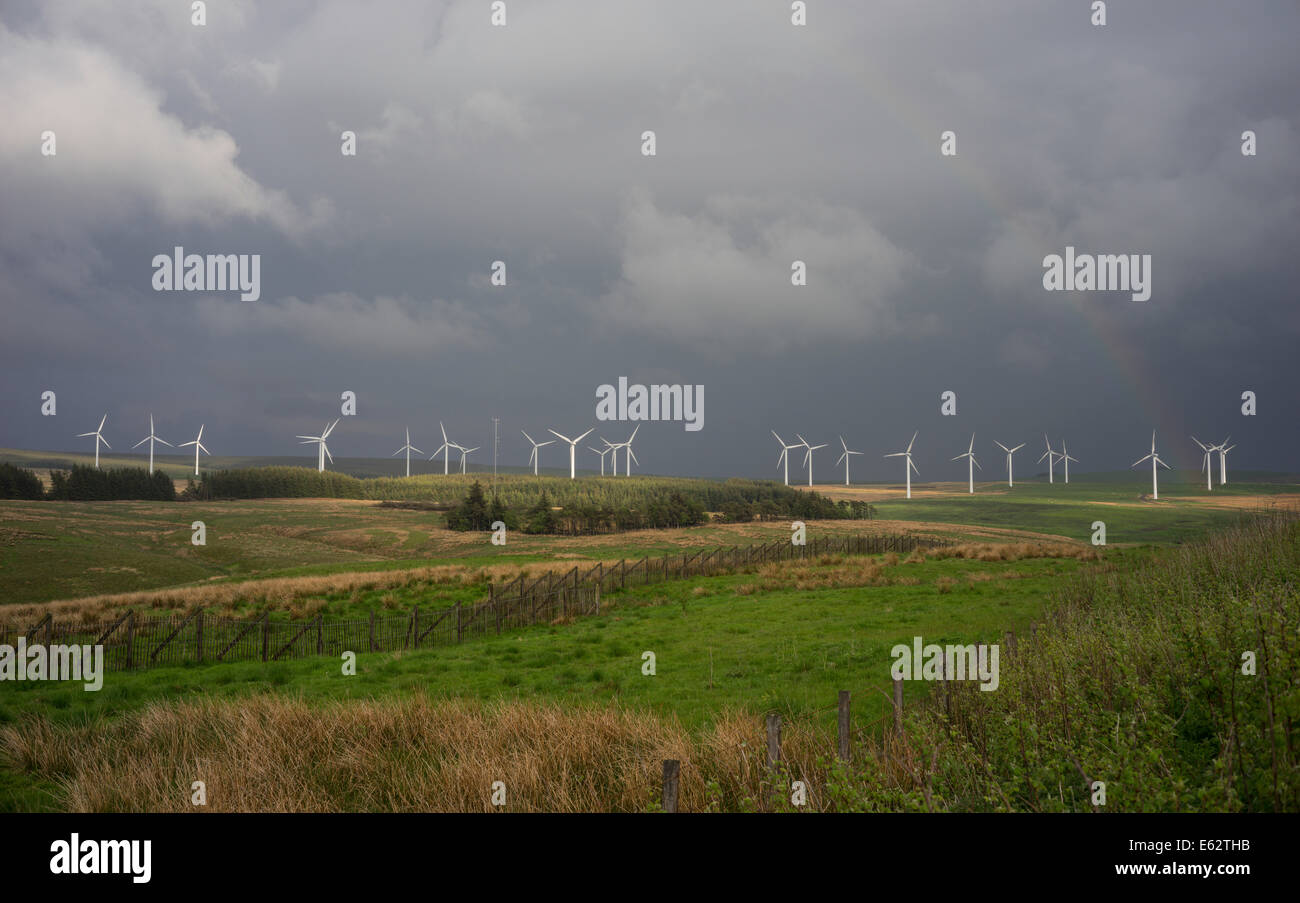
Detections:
[609, 425, 640, 476]
[772, 431, 802, 486]
[457, 445, 479, 474]
[296, 419, 339, 473]
[521, 430, 554, 476]
[132, 414, 172, 474]
[951, 433, 981, 494]
[797, 435, 827, 487]
[178, 425, 209, 476]
[1191, 437, 1215, 491]
[589, 444, 613, 476]
[429, 422, 460, 475]
[994, 441, 1025, 487]
[1059, 440, 1079, 484]
[392, 427, 423, 478]
[76, 414, 111, 469]
[1037, 434, 1058, 483]
[884, 431, 919, 499]
[1132, 431, 1170, 499]
[835, 436, 863, 486]
[1216, 438, 1235, 485]
[548, 428, 594, 479]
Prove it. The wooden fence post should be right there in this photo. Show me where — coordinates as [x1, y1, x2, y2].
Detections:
[369, 609, 376, 652]
[125, 611, 135, 670]
[662, 759, 680, 813]
[456, 601, 463, 643]
[195, 609, 204, 662]
[261, 613, 270, 662]
[892, 678, 904, 737]
[837, 690, 851, 762]
[413, 606, 420, 650]
[316, 614, 324, 655]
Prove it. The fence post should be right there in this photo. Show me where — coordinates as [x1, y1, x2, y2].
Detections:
[413, 606, 420, 650]
[892, 678, 904, 737]
[662, 759, 680, 813]
[196, 609, 204, 662]
[316, 614, 324, 655]
[261, 613, 270, 662]
[369, 609, 376, 652]
[456, 601, 463, 643]
[837, 690, 851, 762]
[125, 611, 135, 670]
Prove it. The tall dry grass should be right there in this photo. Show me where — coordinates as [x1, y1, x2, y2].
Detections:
[0, 696, 859, 813]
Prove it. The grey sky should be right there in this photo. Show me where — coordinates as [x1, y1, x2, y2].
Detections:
[2, 0, 1298, 480]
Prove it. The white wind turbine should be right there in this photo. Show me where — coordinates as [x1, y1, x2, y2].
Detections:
[548, 427, 594, 479]
[993, 441, 1025, 487]
[392, 427, 423, 478]
[772, 431, 802, 486]
[884, 431, 919, 499]
[1037, 434, 1058, 483]
[797, 435, 827, 487]
[1132, 431, 1170, 499]
[521, 430, 555, 476]
[76, 414, 111, 469]
[1059, 440, 1079, 484]
[609, 425, 640, 476]
[297, 419, 339, 473]
[178, 425, 210, 477]
[951, 433, 981, 494]
[1191, 437, 1215, 491]
[429, 422, 460, 475]
[589, 443, 613, 476]
[1216, 438, 1235, 485]
[457, 445, 479, 474]
[132, 414, 172, 474]
[835, 436, 863, 486]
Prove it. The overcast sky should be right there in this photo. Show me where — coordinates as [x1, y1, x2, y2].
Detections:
[2, 0, 1298, 480]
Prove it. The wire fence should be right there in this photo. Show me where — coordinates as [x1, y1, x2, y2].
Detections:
[1, 530, 946, 673]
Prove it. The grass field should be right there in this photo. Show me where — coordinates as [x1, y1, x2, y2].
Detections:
[1, 469, 1296, 812]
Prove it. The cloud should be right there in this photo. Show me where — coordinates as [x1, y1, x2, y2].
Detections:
[597, 189, 908, 352]
[0, 24, 326, 244]
[194, 292, 491, 356]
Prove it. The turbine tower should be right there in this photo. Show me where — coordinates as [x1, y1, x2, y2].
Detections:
[1216, 438, 1235, 485]
[951, 433, 981, 494]
[457, 445, 479, 474]
[178, 425, 210, 477]
[521, 430, 554, 476]
[132, 414, 172, 474]
[392, 427, 423, 478]
[797, 435, 827, 487]
[1132, 431, 1170, 500]
[611, 426, 640, 476]
[429, 422, 460, 475]
[1192, 437, 1215, 491]
[1037, 434, 1058, 483]
[1059, 440, 1079, 484]
[76, 414, 111, 469]
[994, 441, 1025, 487]
[589, 444, 613, 476]
[835, 436, 863, 486]
[548, 428, 594, 479]
[296, 419, 339, 473]
[884, 431, 919, 499]
[772, 431, 801, 486]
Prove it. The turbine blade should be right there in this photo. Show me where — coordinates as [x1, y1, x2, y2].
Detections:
[547, 429, 571, 443]
[157, 438, 173, 447]
[907, 431, 917, 452]
[133, 437, 149, 448]
[521, 430, 534, 445]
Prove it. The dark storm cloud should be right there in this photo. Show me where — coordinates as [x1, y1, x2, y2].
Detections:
[1, 0, 1298, 479]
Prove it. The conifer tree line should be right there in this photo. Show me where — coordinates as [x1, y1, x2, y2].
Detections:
[3, 462, 876, 523]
